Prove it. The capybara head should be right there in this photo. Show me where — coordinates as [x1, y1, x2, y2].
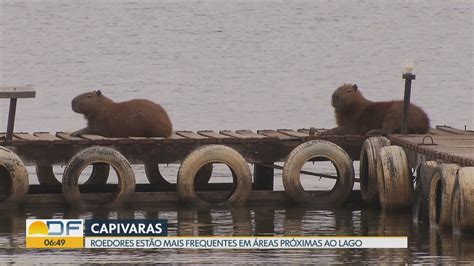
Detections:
[71, 90, 106, 115]
[331, 84, 365, 111]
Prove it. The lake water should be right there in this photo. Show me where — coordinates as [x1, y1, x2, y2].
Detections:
[0, 0, 473, 264]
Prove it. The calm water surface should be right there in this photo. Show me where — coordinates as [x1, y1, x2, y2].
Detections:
[0, 0, 473, 264]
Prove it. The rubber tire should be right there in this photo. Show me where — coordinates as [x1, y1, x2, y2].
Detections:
[412, 184, 424, 225]
[359, 136, 391, 204]
[419, 161, 439, 203]
[428, 164, 459, 230]
[177, 145, 252, 206]
[36, 163, 110, 185]
[145, 163, 213, 186]
[452, 167, 474, 235]
[0, 147, 29, 204]
[282, 140, 355, 206]
[62, 146, 135, 207]
[416, 161, 438, 223]
[376, 146, 413, 209]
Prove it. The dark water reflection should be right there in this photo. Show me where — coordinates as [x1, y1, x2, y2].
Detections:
[0, 205, 472, 264]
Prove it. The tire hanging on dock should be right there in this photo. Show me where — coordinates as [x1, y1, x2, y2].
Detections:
[451, 167, 474, 235]
[36, 163, 110, 185]
[359, 136, 391, 204]
[412, 184, 424, 225]
[0, 147, 29, 205]
[177, 145, 252, 206]
[412, 161, 438, 224]
[282, 140, 355, 206]
[428, 164, 459, 230]
[376, 146, 413, 209]
[145, 163, 213, 186]
[62, 146, 135, 207]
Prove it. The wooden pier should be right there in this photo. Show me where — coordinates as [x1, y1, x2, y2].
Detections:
[389, 125, 474, 167]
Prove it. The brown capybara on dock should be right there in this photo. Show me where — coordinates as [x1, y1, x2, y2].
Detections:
[71, 90, 172, 138]
[322, 84, 430, 135]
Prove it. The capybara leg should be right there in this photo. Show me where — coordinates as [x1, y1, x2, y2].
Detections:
[320, 126, 347, 135]
[71, 127, 92, 137]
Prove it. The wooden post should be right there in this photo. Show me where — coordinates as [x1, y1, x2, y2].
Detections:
[253, 163, 274, 190]
[1, 86, 36, 140]
[6, 98, 17, 140]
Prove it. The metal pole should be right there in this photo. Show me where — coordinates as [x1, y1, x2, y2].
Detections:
[401, 73, 416, 134]
[6, 98, 18, 140]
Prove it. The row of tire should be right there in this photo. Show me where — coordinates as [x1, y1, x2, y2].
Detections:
[2, 140, 355, 207]
[359, 137, 474, 235]
[1, 138, 473, 235]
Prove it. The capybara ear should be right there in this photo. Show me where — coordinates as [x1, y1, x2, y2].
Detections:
[352, 84, 358, 91]
[96, 90, 102, 97]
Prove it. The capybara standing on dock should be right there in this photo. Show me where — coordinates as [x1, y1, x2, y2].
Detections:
[71, 90, 172, 138]
[322, 84, 430, 135]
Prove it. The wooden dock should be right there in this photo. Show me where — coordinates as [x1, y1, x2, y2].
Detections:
[0, 129, 365, 166]
[389, 125, 474, 167]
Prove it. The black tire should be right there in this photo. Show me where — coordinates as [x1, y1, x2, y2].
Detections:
[177, 145, 252, 206]
[452, 167, 474, 235]
[359, 137, 391, 204]
[36, 165, 61, 185]
[62, 146, 135, 207]
[428, 164, 459, 230]
[36, 163, 110, 185]
[416, 161, 438, 223]
[282, 140, 355, 206]
[145, 163, 213, 186]
[0, 147, 29, 205]
[144, 163, 171, 185]
[412, 184, 424, 225]
[376, 146, 413, 209]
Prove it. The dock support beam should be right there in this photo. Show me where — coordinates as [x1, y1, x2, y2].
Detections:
[253, 163, 274, 190]
[6, 98, 17, 140]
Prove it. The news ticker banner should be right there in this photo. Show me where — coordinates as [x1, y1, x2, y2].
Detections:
[26, 219, 407, 249]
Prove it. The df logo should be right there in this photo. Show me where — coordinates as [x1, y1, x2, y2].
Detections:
[26, 219, 84, 237]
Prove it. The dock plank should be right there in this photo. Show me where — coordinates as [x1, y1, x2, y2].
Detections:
[33, 132, 61, 141]
[163, 132, 194, 144]
[235, 130, 267, 139]
[0, 86, 35, 98]
[197, 131, 231, 139]
[257, 129, 293, 140]
[389, 133, 474, 166]
[128, 137, 162, 144]
[277, 129, 309, 138]
[197, 130, 239, 144]
[81, 134, 114, 145]
[436, 125, 474, 135]
[176, 131, 208, 139]
[56, 132, 91, 145]
[34, 132, 69, 145]
[219, 130, 252, 139]
[14, 133, 48, 145]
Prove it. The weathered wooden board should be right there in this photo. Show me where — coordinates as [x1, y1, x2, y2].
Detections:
[257, 130, 294, 140]
[277, 129, 309, 138]
[0, 86, 35, 98]
[390, 133, 474, 166]
[197, 131, 239, 144]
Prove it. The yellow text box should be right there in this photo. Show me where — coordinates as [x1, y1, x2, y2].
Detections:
[26, 237, 84, 248]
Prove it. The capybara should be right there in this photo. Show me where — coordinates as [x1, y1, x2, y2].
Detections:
[71, 90, 172, 137]
[322, 84, 430, 135]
